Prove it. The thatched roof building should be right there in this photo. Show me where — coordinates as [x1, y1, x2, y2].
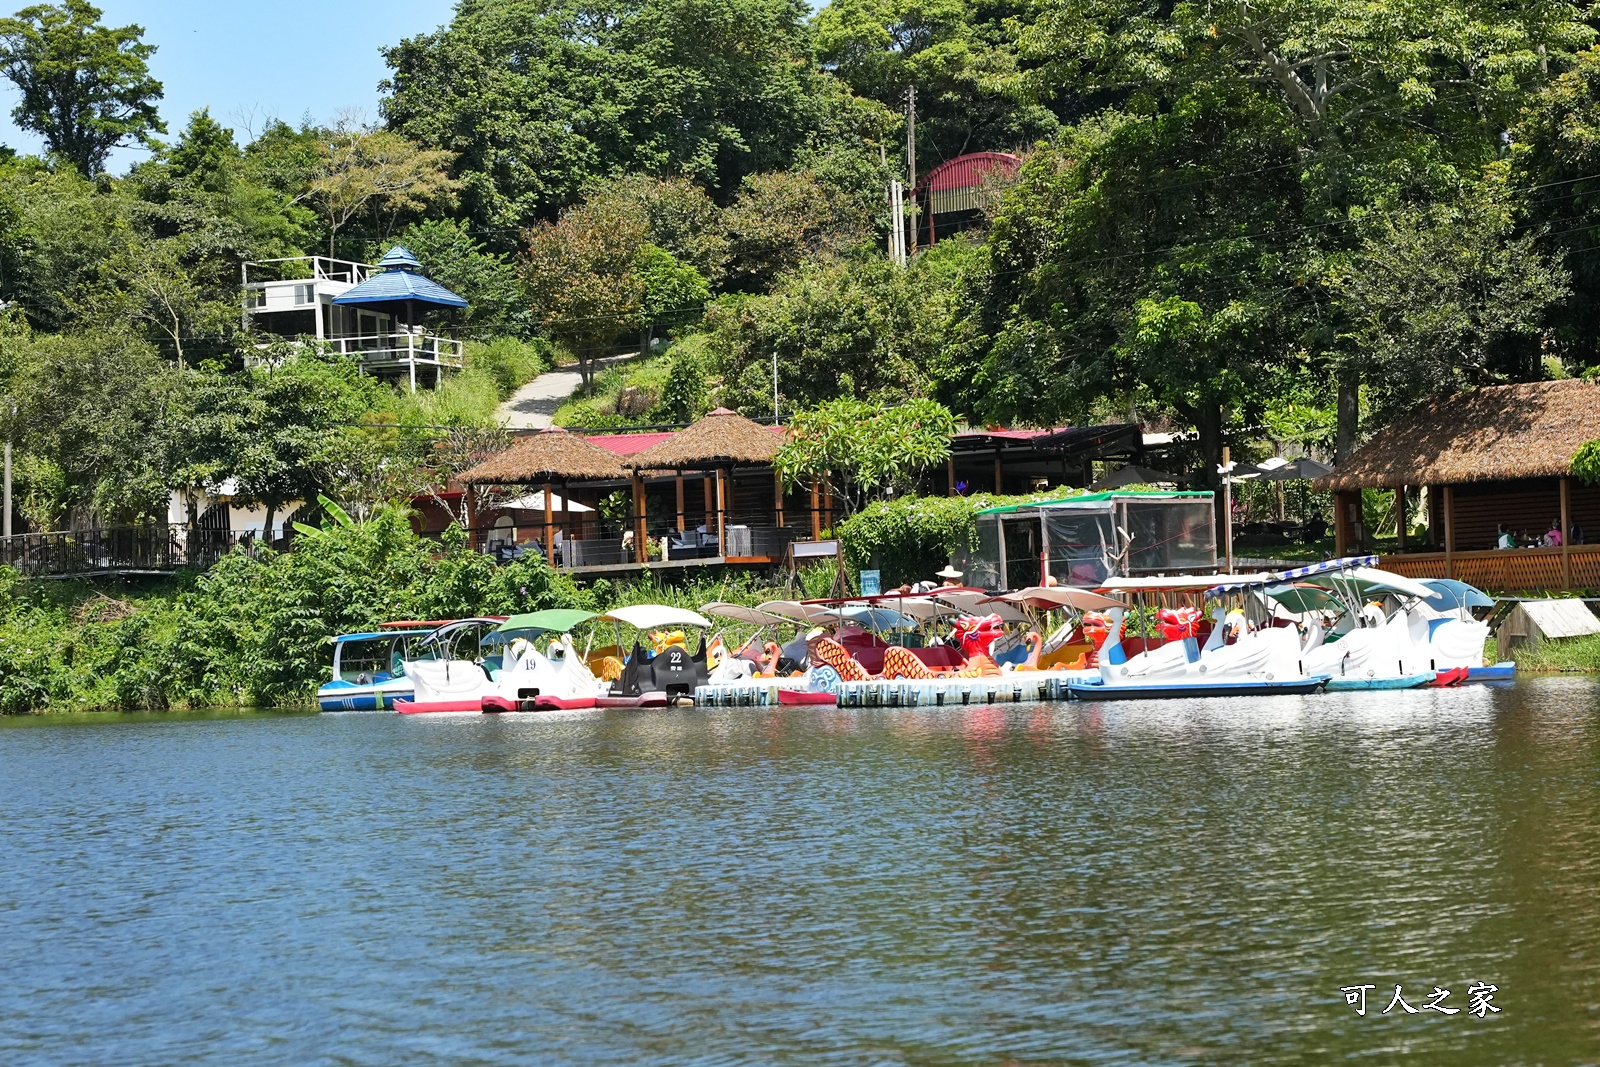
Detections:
[627, 408, 782, 470]
[460, 426, 627, 485]
[1318, 379, 1600, 490]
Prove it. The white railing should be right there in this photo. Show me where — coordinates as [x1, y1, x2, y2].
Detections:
[324, 333, 463, 365]
[247, 333, 465, 390]
[241, 256, 371, 286]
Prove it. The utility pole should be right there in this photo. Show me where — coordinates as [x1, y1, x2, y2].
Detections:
[905, 85, 917, 255]
[3, 400, 12, 540]
[1219, 447, 1236, 574]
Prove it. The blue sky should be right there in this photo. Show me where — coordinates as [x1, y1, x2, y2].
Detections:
[0, 0, 458, 172]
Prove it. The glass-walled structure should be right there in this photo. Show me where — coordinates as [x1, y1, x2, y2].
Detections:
[964, 492, 1217, 590]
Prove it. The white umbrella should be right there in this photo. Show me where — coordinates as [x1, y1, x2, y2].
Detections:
[499, 490, 594, 513]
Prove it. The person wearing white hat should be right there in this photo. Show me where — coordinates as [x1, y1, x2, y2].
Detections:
[935, 565, 964, 587]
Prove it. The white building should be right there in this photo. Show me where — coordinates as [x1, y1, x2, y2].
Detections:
[242, 245, 468, 390]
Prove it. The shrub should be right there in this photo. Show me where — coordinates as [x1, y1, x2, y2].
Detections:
[836, 488, 1092, 587]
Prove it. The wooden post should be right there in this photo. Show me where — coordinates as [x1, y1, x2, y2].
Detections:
[675, 474, 685, 532]
[560, 481, 569, 564]
[715, 468, 727, 557]
[1395, 486, 1407, 551]
[1561, 475, 1573, 589]
[947, 456, 956, 497]
[702, 473, 714, 530]
[1333, 491, 1348, 557]
[774, 468, 785, 528]
[810, 479, 821, 539]
[543, 480, 555, 563]
[994, 451, 1004, 494]
[1443, 485, 1455, 580]
[632, 473, 647, 564]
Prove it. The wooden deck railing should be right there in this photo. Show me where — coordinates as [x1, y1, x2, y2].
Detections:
[1379, 544, 1600, 594]
[0, 527, 276, 578]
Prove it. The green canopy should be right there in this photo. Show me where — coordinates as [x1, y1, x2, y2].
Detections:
[494, 609, 598, 635]
[1262, 583, 1342, 614]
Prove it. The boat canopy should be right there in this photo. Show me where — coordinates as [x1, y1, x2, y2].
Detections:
[756, 600, 827, 623]
[1419, 578, 1495, 611]
[933, 590, 1032, 623]
[332, 629, 433, 643]
[1259, 583, 1344, 614]
[1311, 567, 1436, 600]
[494, 609, 599, 635]
[603, 605, 712, 630]
[814, 605, 916, 631]
[703, 602, 788, 626]
[886, 599, 958, 621]
[985, 586, 1124, 612]
[975, 490, 1211, 515]
[1104, 574, 1274, 592]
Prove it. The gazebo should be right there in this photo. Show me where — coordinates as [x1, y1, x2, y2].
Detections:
[460, 426, 628, 564]
[331, 245, 467, 391]
[626, 408, 786, 562]
[1316, 379, 1600, 592]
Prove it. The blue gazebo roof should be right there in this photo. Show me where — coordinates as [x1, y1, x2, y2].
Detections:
[332, 245, 468, 309]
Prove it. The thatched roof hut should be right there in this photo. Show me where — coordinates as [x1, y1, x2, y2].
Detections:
[460, 426, 627, 485]
[627, 408, 782, 470]
[1317, 380, 1600, 490]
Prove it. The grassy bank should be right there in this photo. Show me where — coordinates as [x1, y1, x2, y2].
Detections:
[1503, 632, 1600, 672]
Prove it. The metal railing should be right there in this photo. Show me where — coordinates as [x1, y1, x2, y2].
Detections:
[241, 256, 371, 286]
[0, 526, 293, 577]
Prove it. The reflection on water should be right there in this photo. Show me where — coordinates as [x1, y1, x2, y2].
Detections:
[2, 681, 1598, 1065]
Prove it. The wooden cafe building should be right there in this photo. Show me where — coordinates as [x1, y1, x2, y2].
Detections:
[432, 413, 1151, 577]
[1317, 379, 1600, 594]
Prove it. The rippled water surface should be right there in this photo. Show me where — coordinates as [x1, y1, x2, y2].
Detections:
[3, 681, 1599, 1065]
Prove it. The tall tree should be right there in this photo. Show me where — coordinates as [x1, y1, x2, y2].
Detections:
[815, 0, 1058, 165]
[1331, 175, 1568, 425]
[302, 123, 457, 257]
[1512, 46, 1600, 369]
[964, 94, 1309, 493]
[521, 196, 648, 387]
[1017, 0, 1594, 456]
[381, 0, 840, 235]
[0, 0, 163, 175]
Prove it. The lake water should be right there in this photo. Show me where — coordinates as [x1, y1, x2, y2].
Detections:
[2, 681, 1598, 1065]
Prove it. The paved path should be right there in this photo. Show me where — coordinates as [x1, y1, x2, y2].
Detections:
[497, 351, 641, 429]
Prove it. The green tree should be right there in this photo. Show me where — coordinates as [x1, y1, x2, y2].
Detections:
[0, 0, 164, 175]
[1512, 47, 1600, 369]
[706, 242, 970, 413]
[964, 95, 1308, 489]
[586, 175, 729, 285]
[302, 122, 458, 257]
[0, 161, 123, 331]
[381, 0, 840, 234]
[636, 244, 709, 337]
[521, 196, 648, 386]
[391, 218, 527, 332]
[1016, 0, 1594, 457]
[720, 169, 869, 292]
[1331, 176, 1568, 428]
[776, 396, 956, 514]
[815, 0, 1058, 164]
[84, 233, 242, 367]
[232, 350, 387, 540]
[4, 328, 173, 525]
